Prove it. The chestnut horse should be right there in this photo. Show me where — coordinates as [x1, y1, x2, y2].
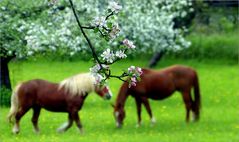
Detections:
[8, 73, 113, 134]
[113, 65, 201, 127]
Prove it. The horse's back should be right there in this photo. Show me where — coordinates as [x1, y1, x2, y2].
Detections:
[161, 65, 198, 91]
[130, 68, 176, 99]
[17, 79, 60, 106]
[19, 79, 57, 94]
[132, 65, 198, 96]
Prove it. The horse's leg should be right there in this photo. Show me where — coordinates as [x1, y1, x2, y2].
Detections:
[72, 111, 83, 134]
[192, 103, 199, 122]
[182, 91, 193, 122]
[13, 107, 30, 134]
[32, 107, 41, 133]
[57, 113, 73, 133]
[141, 97, 156, 125]
[135, 97, 142, 127]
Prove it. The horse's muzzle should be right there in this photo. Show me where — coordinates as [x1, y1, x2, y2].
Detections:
[116, 122, 122, 128]
[104, 93, 112, 100]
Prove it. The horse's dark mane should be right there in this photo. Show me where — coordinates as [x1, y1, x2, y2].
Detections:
[115, 83, 129, 109]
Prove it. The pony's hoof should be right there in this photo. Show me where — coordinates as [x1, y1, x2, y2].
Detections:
[79, 128, 84, 134]
[34, 129, 40, 134]
[136, 122, 142, 128]
[57, 129, 65, 133]
[151, 117, 156, 124]
[12, 129, 19, 134]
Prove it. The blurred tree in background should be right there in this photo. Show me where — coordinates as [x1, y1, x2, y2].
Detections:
[0, 0, 238, 91]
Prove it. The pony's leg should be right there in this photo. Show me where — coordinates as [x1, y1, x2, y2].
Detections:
[32, 107, 41, 133]
[72, 111, 83, 134]
[13, 107, 30, 134]
[57, 114, 73, 133]
[182, 91, 193, 122]
[135, 97, 142, 127]
[141, 97, 156, 125]
[192, 103, 200, 122]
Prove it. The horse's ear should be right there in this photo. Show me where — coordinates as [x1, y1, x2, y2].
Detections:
[111, 103, 115, 108]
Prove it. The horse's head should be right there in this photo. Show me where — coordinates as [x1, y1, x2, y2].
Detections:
[113, 104, 125, 128]
[95, 85, 113, 100]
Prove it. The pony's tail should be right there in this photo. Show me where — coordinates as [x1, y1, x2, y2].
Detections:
[193, 73, 201, 121]
[7, 84, 21, 123]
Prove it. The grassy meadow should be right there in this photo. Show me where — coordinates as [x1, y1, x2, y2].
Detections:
[0, 58, 238, 142]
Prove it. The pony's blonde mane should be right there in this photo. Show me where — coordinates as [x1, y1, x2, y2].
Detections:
[59, 73, 96, 96]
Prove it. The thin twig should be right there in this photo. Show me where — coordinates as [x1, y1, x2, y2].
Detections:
[105, 11, 114, 20]
[81, 26, 95, 29]
[99, 29, 107, 37]
[68, 0, 103, 67]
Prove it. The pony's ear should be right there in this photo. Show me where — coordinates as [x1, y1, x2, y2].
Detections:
[111, 103, 115, 108]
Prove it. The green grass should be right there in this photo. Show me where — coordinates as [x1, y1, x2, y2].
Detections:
[0, 59, 238, 142]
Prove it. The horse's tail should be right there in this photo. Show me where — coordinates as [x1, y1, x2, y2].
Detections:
[193, 72, 201, 121]
[7, 83, 21, 123]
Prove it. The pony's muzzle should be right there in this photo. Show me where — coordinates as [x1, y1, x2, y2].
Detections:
[104, 93, 112, 100]
[116, 122, 122, 128]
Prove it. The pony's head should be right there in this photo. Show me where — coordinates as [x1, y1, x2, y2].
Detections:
[113, 104, 125, 128]
[94, 84, 112, 100]
[112, 82, 129, 128]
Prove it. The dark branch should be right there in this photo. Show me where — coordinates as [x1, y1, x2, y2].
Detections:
[68, 0, 132, 84]
[81, 26, 95, 29]
[105, 11, 114, 20]
[99, 29, 107, 37]
[68, 0, 103, 67]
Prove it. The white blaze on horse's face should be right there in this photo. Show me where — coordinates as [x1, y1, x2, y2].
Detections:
[114, 111, 123, 128]
[115, 111, 120, 127]
[95, 85, 112, 100]
[103, 86, 113, 100]
[115, 111, 119, 117]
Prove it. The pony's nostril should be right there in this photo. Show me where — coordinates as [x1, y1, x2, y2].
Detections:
[116, 123, 122, 128]
[106, 94, 112, 100]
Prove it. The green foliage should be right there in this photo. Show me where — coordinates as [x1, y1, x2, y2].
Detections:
[0, 86, 11, 107]
[0, 59, 238, 141]
[167, 29, 238, 62]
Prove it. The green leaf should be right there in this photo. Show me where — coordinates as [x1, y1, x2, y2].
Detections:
[107, 22, 113, 28]
[94, 28, 99, 33]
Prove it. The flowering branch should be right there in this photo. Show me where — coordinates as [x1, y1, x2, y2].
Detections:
[68, 0, 103, 66]
[105, 11, 114, 21]
[67, 0, 142, 87]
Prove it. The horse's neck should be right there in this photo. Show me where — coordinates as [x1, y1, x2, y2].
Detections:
[116, 83, 129, 108]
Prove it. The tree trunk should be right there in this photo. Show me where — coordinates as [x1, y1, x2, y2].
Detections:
[0, 56, 14, 90]
[148, 50, 166, 68]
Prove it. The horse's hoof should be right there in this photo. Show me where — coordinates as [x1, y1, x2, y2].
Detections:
[136, 122, 142, 128]
[79, 128, 84, 134]
[151, 117, 156, 124]
[57, 128, 65, 133]
[34, 129, 40, 134]
[12, 129, 19, 134]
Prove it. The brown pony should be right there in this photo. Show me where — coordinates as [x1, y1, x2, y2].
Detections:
[113, 65, 201, 127]
[8, 73, 113, 134]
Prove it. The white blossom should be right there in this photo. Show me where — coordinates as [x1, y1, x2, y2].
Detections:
[92, 73, 104, 85]
[109, 24, 120, 39]
[101, 48, 115, 63]
[90, 64, 101, 74]
[115, 50, 127, 59]
[122, 39, 136, 49]
[92, 16, 106, 27]
[127, 66, 143, 88]
[108, 1, 122, 13]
